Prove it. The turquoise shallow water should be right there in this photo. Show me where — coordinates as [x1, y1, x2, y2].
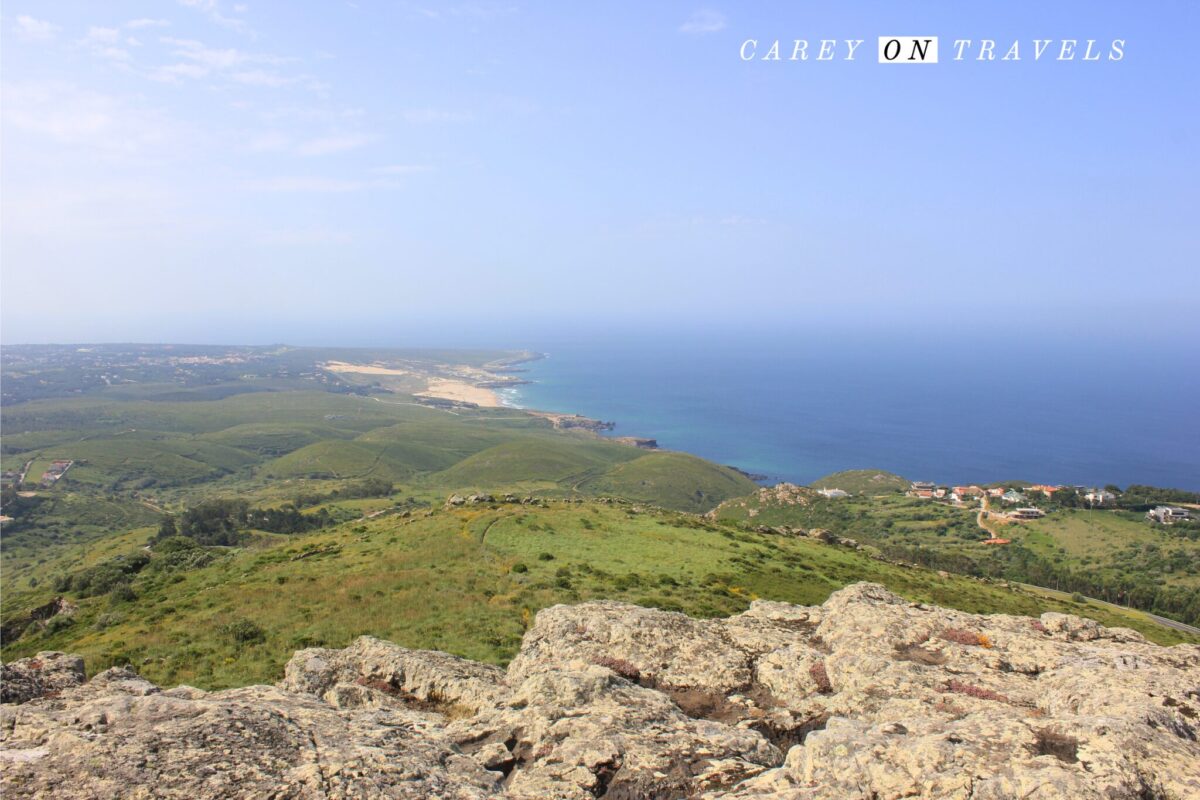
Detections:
[502, 335, 1200, 491]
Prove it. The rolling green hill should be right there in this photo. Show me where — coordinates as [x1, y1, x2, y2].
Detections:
[577, 452, 759, 513]
[4, 499, 1191, 692]
[5, 345, 1197, 695]
[432, 438, 638, 488]
[810, 469, 909, 495]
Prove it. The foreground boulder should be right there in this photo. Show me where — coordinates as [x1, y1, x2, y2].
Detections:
[0, 651, 85, 704]
[3, 583, 1198, 799]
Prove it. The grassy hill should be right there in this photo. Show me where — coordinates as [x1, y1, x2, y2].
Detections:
[4, 345, 1197, 691]
[810, 469, 909, 495]
[578, 452, 759, 513]
[4, 499, 1192, 691]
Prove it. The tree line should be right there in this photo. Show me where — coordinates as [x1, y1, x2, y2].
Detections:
[881, 541, 1200, 627]
[157, 497, 337, 546]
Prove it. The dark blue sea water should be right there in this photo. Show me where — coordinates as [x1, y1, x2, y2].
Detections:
[503, 335, 1200, 491]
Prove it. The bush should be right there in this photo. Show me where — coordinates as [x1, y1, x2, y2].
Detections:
[109, 583, 137, 604]
[221, 619, 266, 644]
[537, 552, 555, 561]
[92, 612, 124, 631]
[511, 563, 528, 574]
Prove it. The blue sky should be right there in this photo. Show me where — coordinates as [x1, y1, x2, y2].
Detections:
[2, 1, 1197, 346]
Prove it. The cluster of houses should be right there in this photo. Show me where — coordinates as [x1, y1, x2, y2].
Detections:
[39, 460, 73, 487]
[906, 482, 1117, 507]
[813, 479, 1193, 529]
[903, 481, 1126, 527]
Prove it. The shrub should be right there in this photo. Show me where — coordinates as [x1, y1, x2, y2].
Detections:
[537, 552, 555, 561]
[92, 612, 124, 631]
[221, 619, 266, 644]
[109, 583, 137, 604]
[511, 563, 528, 574]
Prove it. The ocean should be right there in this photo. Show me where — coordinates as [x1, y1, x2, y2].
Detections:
[501, 334, 1200, 491]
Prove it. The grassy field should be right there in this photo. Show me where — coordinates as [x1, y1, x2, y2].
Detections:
[4, 500, 1192, 691]
[5, 345, 1197, 691]
[0, 372, 756, 610]
[809, 468, 910, 495]
[1006, 510, 1200, 589]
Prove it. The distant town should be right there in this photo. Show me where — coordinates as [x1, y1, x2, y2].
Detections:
[814, 480, 1194, 546]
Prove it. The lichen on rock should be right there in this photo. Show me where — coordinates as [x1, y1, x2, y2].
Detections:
[3, 583, 1198, 799]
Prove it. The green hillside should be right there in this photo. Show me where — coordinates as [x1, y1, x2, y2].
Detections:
[4, 499, 1191, 691]
[4, 345, 1196, 694]
[810, 469, 909, 495]
[578, 452, 759, 513]
[432, 438, 639, 488]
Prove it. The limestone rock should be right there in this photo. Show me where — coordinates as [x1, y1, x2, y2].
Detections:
[280, 635, 506, 714]
[0, 652, 85, 704]
[3, 583, 1198, 799]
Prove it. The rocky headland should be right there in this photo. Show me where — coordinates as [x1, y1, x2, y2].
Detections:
[2, 583, 1198, 798]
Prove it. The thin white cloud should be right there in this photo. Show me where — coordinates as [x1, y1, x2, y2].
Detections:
[15, 16, 60, 41]
[86, 27, 122, 44]
[126, 19, 171, 30]
[231, 69, 293, 88]
[243, 176, 369, 192]
[80, 27, 132, 61]
[375, 164, 433, 175]
[2, 81, 180, 157]
[177, 0, 252, 35]
[680, 10, 726, 34]
[402, 108, 474, 124]
[150, 62, 211, 83]
[244, 131, 291, 152]
[152, 37, 290, 82]
[295, 134, 374, 156]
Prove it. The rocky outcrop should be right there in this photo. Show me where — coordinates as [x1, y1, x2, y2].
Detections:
[3, 583, 1198, 799]
[707, 483, 819, 520]
[528, 411, 616, 433]
[0, 651, 85, 704]
[0, 597, 78, 643]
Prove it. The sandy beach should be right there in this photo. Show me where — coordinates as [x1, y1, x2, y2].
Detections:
[321, 361, 410, 376]
[416, 378, 501, 407]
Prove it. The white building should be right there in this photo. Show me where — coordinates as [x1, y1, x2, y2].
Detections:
[1147, 506, 1191, 524]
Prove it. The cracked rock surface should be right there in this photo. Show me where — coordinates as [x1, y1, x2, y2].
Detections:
[3, 583, 1198, 798]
